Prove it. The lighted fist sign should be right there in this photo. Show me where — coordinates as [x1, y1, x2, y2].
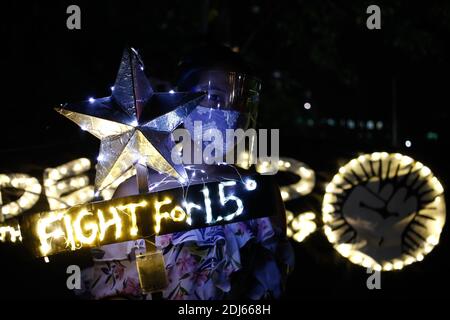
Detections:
[323, 153, 446, 271]
[343, 179, 418, 261]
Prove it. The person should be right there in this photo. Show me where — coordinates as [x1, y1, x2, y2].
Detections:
[78, 45, 294, 300]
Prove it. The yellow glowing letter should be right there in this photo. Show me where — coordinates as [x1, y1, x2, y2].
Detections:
[170, 206, 187, 222]
[154, 199, 172, 234]
[74, 209, 99, 245]
[37, 211, 66, 256]
[98, 208, 122, 241]
[116, 201, 147, 237]
[64, 215, 76, 250]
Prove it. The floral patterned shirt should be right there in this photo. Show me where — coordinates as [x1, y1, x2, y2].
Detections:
[77, 217, 294, 300]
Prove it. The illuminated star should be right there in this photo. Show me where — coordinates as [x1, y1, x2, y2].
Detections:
[56, 48, 205, 191]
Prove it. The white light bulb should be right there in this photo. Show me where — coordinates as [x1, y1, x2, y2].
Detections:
[244, 179, 257, 191]
[304, 102, 311, 110]
[405, 140, 412, 148]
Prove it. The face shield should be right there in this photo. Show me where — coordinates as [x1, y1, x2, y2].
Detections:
[177, 69, 261, 163]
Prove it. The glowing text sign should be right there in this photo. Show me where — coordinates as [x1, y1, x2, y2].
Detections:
[3, 175, 277, 257]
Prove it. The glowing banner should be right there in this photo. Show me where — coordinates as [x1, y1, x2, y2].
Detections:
[0, 175, 278, 258]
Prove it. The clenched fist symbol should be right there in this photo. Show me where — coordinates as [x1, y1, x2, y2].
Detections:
[343, 178, 418, 260]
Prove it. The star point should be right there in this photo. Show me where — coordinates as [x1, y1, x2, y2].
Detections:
[57, 48, 205, 191]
